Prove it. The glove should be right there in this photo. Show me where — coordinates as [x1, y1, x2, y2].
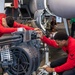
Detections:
[17, 28, 25, 31]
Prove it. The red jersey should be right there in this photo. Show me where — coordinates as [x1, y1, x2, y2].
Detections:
[0, 16, 34, 37]
[41, 36, 75, 72]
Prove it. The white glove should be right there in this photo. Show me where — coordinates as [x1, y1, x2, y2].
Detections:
[17, 28, 25, 31]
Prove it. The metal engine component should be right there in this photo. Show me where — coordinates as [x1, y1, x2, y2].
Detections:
[47, 0, 75, 18]
[1, 45, 13, 69]
[0, 30, 41, 75]
[4, 0, 75, 26]
[30, 0, 75, 18]
[7, 41, 40, 75]
[34, 10, 46, 32]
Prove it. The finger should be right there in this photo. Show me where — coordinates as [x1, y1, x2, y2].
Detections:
[35, 31, 42, 34]
[34, 28, 41, 31]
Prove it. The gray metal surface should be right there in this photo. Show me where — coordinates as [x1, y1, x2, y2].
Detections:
[6, 41, 40, 75]
[0, 31, 41, 75]
[37, 0, 44, 9]
[34, 10, 46, 32]
[30, 0, 75, 18]
[47, 0, 75, 18]
[29, 0, 37, 14]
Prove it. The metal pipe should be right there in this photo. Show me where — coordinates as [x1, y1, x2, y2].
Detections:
[63, 18, 70, 35]
[0, 35, 22, 46]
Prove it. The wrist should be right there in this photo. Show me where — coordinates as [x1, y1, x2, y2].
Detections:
[40, 35, 44, 39]
[52, 68, 55, 72]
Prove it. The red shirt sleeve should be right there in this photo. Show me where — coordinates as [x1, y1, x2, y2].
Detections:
[41, 36, 59, 48]
[0, 13, 6, 19]
[0, 24, 17, 34]
[55, 56, 75, 72]
[13, 22, 34, 30]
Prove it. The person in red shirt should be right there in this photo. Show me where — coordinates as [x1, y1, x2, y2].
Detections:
[0, 16, 35, 37]
[37, 30, 75, 75]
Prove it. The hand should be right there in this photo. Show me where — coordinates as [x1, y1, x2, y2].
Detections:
[34, 28, 43, 38]
[44, 66, 55, 73]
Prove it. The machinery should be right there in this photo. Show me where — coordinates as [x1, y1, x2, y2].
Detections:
[0, 0, 75, 75]
[0, 30, 41, 75]
[4, 0, 75, 18]
[4, 0, 75, 31]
